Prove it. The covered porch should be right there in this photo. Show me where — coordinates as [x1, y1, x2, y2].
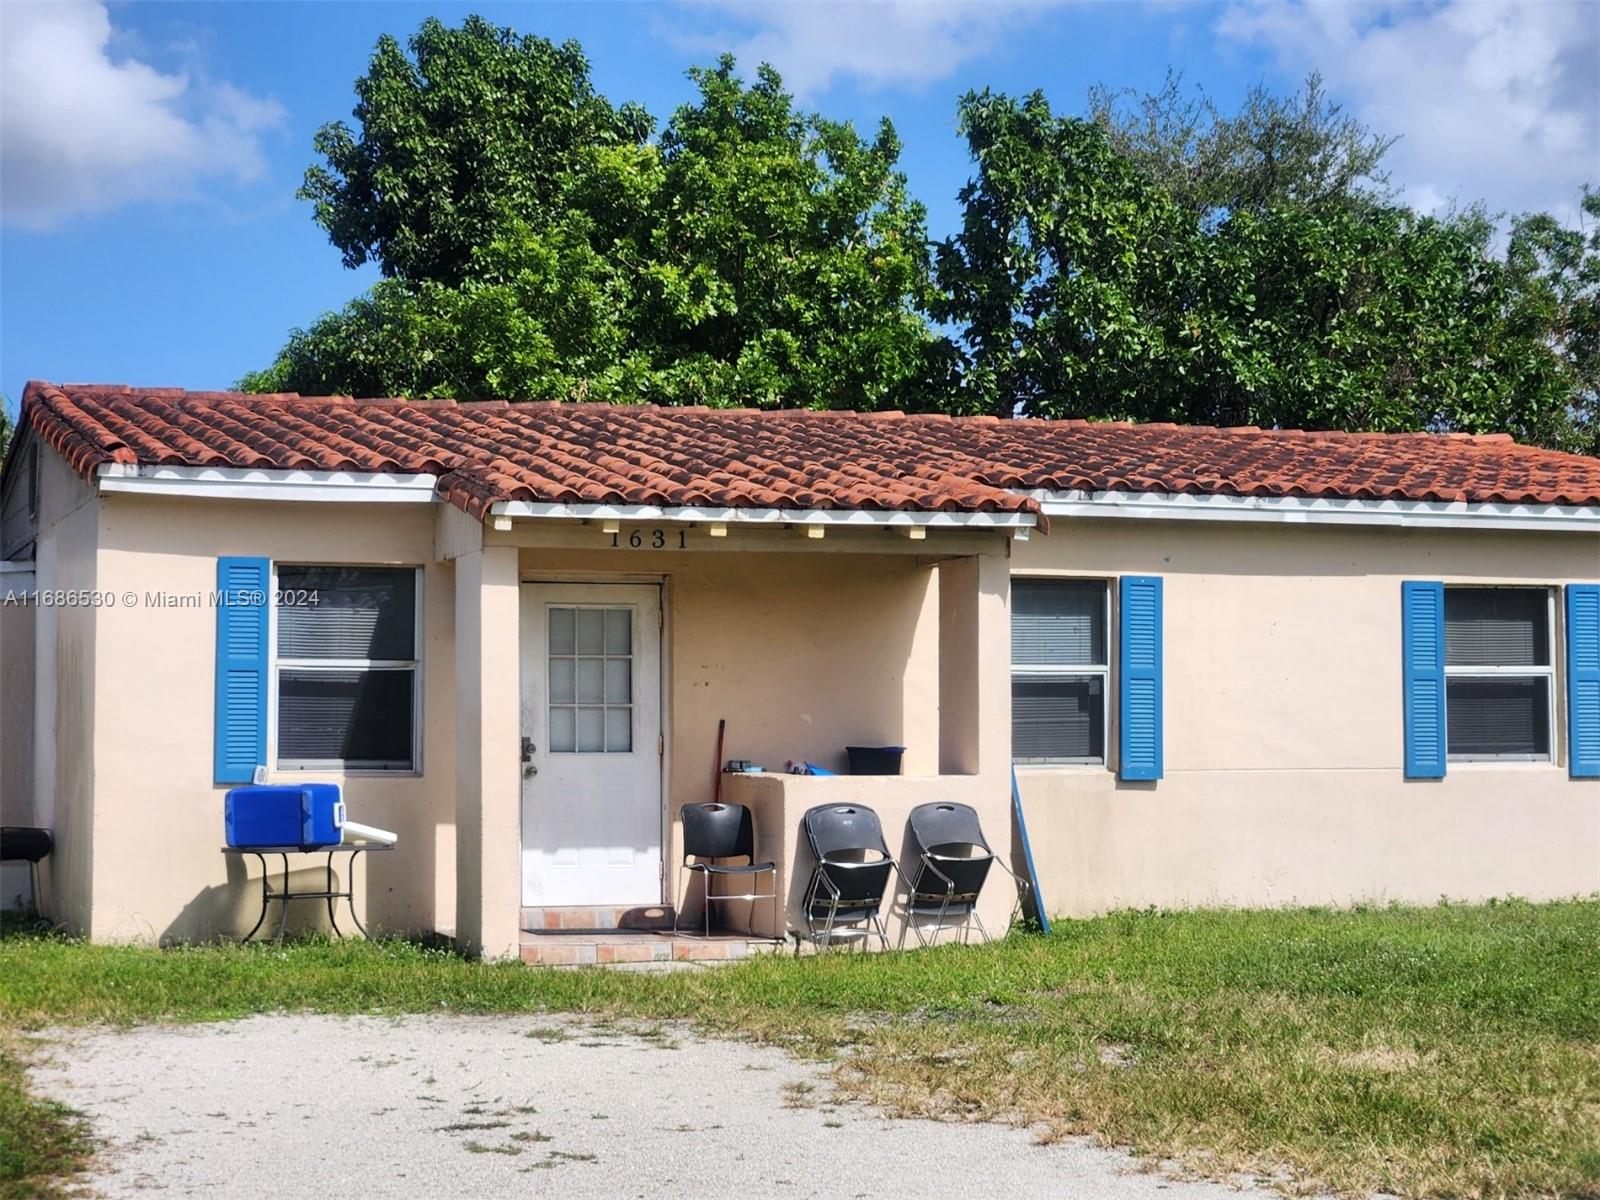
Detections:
[442, 504, 1022, 960]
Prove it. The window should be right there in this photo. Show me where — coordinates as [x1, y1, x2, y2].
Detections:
[547, 606, 633, 753]
[1012, 578, 1108, 764]
[273, 565, 420, 770]
[1444, 587, 1553, 761]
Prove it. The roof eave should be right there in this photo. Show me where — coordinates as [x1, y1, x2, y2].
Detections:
[1033, 488, 1600, 532]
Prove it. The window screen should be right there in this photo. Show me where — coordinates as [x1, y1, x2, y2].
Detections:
[1443, 587, 1552, 760]
[1012, 579, 1108, 763]
[274, 566, 419, 770]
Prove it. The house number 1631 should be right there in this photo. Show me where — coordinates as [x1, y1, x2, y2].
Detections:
[610, 528, 687, 549]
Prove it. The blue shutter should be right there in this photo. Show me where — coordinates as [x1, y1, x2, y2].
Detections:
[1118, 576, 1163, 781]
[214, 557, 270, 784]
[1402, 581, 1447, 779]
[1566, 584, 1600, 779]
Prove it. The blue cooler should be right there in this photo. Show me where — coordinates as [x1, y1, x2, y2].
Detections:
[225, 784, 345, 849]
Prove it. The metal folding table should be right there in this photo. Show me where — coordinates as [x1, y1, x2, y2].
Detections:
[222, 843, 393, 941]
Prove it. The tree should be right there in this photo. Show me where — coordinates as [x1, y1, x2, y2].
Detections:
[251, 24, 937, 410]
[1503, 190, 1600, 454]
[299, 15, 650, 286]
[934, 89, 1576, 443]
[1088, 71, 1395, 220]
[0, 399, 12, 459]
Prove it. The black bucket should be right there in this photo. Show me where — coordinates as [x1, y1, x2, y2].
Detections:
[845, 746, 906, 775]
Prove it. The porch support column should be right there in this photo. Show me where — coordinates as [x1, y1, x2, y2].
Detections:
[938, 551, 1011, 776]
[454, 545, 522, 959]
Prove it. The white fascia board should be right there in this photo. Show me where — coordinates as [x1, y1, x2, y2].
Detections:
[488, 500, 1038, 529]
[1031, 488, 1600, 532]
[95, 464, 438, 504]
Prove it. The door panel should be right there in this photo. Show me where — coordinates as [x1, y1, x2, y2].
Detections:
[520, 584, 662, 906]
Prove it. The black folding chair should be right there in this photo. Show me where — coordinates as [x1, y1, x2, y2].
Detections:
[674, 803, 780, 940]
[902, 802, 1028, 947]
[1, 827, 52, 919]
[801, 804, 899, 950]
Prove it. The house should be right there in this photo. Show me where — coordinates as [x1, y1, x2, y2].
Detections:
[1, 381, 1596, 957]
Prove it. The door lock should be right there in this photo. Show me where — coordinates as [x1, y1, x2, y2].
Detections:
[521, 736, 535, 763]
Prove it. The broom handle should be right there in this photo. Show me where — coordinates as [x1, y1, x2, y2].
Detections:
[713, 718, 726, 805]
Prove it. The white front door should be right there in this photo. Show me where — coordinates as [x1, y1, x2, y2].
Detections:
[520, 583, 663, 907]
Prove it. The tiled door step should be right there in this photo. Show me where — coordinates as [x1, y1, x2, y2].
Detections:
[518, 930, 787, 967]
[520, 905, 677, 933]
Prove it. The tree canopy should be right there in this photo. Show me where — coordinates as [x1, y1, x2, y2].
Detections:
[250, 28, 937, 410]
[934, 89, 1581, 448]
[246, 15, 1597, 452]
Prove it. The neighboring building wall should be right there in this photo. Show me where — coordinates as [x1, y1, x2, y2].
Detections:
[22, 448, 100, 931]
[88, 493, 455, 943]
[0, 573, 35, 824]
[1013, 519, 1600, 916]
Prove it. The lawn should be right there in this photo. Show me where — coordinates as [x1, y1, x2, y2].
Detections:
[2, 900, 1597, 1200]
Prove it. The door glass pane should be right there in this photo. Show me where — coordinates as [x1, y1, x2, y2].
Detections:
[576, 609, 604, 655]
[605, 659, 631, 704]
[577, 706, 605, 753]
[549, 608, 575, 654]
[576, 658, 604, 703]
[605, 609, 631, 654]
[606, 707, 633, 752]
[549, 606, 637, 754]
[549, 707, 576, 754]
[548, 658, 575, 704]
[1012, 675, 1105, 762]
[1447, 677, 1549, 756]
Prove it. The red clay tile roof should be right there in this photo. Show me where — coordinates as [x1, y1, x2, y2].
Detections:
[16, 381, 1600, 519]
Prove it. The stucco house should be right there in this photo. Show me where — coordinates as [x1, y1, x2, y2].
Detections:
[1, 381, 1597, 960]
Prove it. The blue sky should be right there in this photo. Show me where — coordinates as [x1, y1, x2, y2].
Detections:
[3, 1, 1596, 416]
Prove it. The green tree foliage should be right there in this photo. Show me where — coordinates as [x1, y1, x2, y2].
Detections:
[1503, 191, 1600, 454]
[934, 88, 1580, 447]
[1088, 71, 1394, 219]
[299, 15, 651, 285]
[252, 21, 936, 410]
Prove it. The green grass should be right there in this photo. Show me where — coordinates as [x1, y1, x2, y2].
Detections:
[0, 1031, 94, 1200]
[3, 900, 1598, 1198]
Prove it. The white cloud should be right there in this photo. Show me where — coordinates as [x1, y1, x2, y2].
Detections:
[673, 0, 1063, 96]
[1217, 0, 1598, 222]
[0, 1, 285, 230]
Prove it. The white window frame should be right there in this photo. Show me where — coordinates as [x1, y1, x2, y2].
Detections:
[268, 563, 424, 774]
[1443, 584, 1557, 764]
[1011, 577, 1112, 767]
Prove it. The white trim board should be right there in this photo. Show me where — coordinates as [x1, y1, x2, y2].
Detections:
[95, 464, 438, 503]
[1032, 489, 1600, 532]
[488, 500, 1037, 529]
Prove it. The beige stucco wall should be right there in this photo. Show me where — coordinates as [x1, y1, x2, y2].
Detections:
[1011, 519, 1600, 916]
[86, 494, 456, 942]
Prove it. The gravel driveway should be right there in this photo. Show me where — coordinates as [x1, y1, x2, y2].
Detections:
[31, 1014, 1267, 1199]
